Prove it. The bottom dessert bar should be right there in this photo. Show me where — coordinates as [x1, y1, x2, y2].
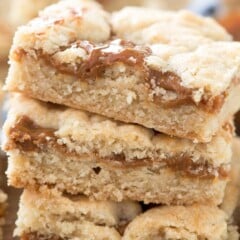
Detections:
[3, 95, 233, 205]
[15, 138, 240, 240]
[15, 188, 142, 240]
[15, 189, 238, 240]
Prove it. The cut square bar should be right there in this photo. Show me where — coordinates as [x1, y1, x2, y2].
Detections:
[3, 95, 233, 205]
[5, 0, 240, 142]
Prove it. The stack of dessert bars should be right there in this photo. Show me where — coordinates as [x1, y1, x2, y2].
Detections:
[2, 0, 240, 239]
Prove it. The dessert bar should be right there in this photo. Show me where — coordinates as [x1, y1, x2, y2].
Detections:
[3, 95, 233, 205]
[6, 0, 240, 141]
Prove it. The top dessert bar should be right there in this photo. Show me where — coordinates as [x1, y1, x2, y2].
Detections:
[5, 0, 240, 142]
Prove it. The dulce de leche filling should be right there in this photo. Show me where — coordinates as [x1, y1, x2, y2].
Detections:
[14, 39, 227, 113]
[6, 116, 229, 179]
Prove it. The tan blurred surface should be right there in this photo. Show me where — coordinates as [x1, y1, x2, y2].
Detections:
[9, 0, 58, 27]
[0, 0, 13, 61]
[235, 112, 240, 136]
[1, 154, 21, 240]
[222, 0, 240, 12]
[98, 0, 190, 11]
[219, 10, 240, 41]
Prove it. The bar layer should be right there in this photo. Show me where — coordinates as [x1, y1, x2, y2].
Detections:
[15, 138, 240, 240]
[3, 95, 233, 205]
[6, 0, 240, 142]
[16, 178, 239, 240]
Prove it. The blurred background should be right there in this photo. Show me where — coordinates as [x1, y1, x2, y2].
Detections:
[0, 0, 240, 239]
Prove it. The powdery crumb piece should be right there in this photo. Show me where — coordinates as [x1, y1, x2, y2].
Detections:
[52, 46, 87, 65]
[192, 88, 204, 103]
[126, 91, 137, 104]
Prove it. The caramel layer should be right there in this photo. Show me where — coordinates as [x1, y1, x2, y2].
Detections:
[6, 116, 229, 179]
[148, 69, 226, 111]
[14, 39, 228, 113]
